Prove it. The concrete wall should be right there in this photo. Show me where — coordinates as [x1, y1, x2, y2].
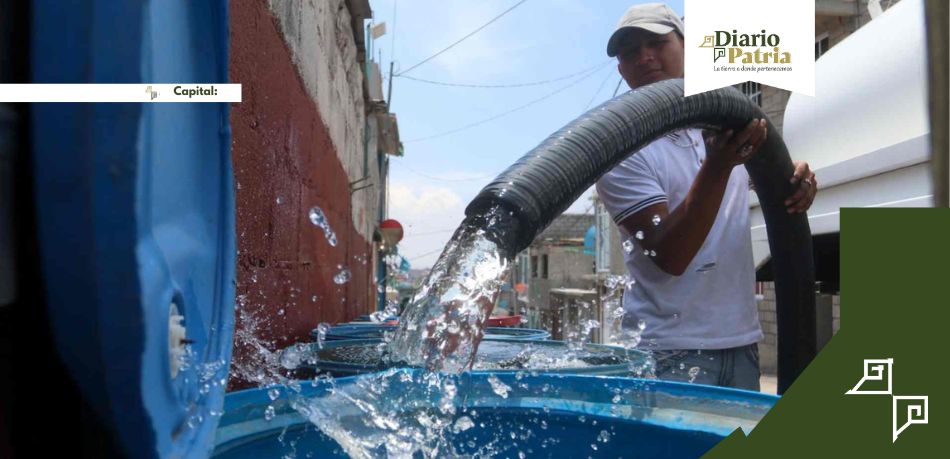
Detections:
[756, 281, 840, 375]
[228, 0, 379, 388]
[525, 246, 595, 319]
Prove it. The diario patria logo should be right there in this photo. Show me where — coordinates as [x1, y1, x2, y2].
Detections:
[683, 0, 813, 97]
[698, 30, 792, 72]
[845, 358, 929, 443]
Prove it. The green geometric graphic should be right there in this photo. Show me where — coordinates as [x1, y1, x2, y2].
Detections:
[703, 208, 947, 457]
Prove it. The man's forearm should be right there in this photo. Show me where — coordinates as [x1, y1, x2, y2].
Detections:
[647, 162, 733, 275]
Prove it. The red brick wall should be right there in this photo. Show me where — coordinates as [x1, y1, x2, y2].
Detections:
[228, 0, 374, 388]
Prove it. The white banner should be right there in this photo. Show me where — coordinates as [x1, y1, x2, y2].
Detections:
[0, 84, 242, 102]
[684, 0, 814, 97]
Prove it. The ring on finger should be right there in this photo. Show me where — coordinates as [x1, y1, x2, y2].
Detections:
[803, 178, 813, 186]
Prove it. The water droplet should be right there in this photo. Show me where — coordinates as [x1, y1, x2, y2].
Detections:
[643, 249, 650, 256]
[308, 206, 338, 246]
[264, 405, 276, 421]
[453, 416, 475, 432]
[276, 197, 281, 204]
[333, 267, 351, 284]
[688, 366, 701, 383]
[316, 322, 330, 349]
[650, 250, 657, 257]
[612, 394, 622, 403]
[312, 295, 317, 302]
[635, 230, 645, 240]
[622, 239, 634, 253]
[268, 388, 280, 400]
[638, 319, 646, 331]
[679, 362, 686, 370]
[591, 444, 598, 451]
[652, 215, 661, 225]
[200, 384, 210, 395]
[487, 374, 512, 399]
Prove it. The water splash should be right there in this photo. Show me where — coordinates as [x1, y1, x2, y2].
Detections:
[385, 213, 511, 374]
[300, 369, 506, 459]
[334, 266, 352, 285]
[315, 323, 330, 349]
[487, 374, 511, 399]
[369, 302, 399, 323]
[622, 239, 634, 253]
[308, 206, 338, 247]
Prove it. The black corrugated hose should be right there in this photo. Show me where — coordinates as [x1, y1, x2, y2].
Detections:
[465, 78, 816, 395]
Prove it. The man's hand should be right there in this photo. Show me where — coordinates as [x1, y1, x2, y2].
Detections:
[703, 119, 768, 172]
[785, 162, 817, 213]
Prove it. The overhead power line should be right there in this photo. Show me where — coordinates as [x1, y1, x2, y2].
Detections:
[611, 77, 625, 97]
[395, 60, 612, 89]
[408, 247, 445, 262]
[403, 61, 614, 143]
[402, 228, 458, 238]
[582, 67, 617, 113]
[391, 159, 501, 183]
[396, 0, 530, 76]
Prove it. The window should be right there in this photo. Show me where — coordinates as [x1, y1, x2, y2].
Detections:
[815, 34, 829, 61]
[531, 256, 538, 278]
[740, 81, 761, 106]
[542, 254, 549, 279]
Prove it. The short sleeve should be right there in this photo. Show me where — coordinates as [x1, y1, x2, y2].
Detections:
[596, 153, 667, 225]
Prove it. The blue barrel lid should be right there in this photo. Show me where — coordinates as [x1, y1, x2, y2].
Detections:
[312, 325, 551, 341]
[212, 370, 779, 457]
[299, 338, 643, 377]
[31, 1, 233, 458]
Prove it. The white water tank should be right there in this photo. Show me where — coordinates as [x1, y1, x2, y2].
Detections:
[750, 0, 932, 268]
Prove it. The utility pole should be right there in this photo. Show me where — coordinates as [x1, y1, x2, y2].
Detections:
[387, 61, 395, 110]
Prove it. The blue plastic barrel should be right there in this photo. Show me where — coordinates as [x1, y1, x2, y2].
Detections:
[297, 338, 644, 378]
[312, 325, 551, 341]
[212, 370, 778, 458]
[353, 315, 399, 322]
[30, 1, 234, 458]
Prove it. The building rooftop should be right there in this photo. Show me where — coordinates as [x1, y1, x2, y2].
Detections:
[532, 213, 595, 246]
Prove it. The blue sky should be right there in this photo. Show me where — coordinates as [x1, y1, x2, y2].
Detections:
[369, 0, 685, 268]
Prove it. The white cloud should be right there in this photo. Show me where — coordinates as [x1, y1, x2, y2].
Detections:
[390, 185, 462, 216]
[390, 180, 596, 269]
[389, 183, 468, 269]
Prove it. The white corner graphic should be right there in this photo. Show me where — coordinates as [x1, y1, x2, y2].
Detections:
[845, 358, 893, 394]
[845, 358, 929, 443]
[893, 396, 928, 443]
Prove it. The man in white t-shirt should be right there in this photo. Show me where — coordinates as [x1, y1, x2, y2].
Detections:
[596, 3, 818, 391]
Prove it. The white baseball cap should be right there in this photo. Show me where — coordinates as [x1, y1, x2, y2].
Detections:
[606, 3, 685, 57]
